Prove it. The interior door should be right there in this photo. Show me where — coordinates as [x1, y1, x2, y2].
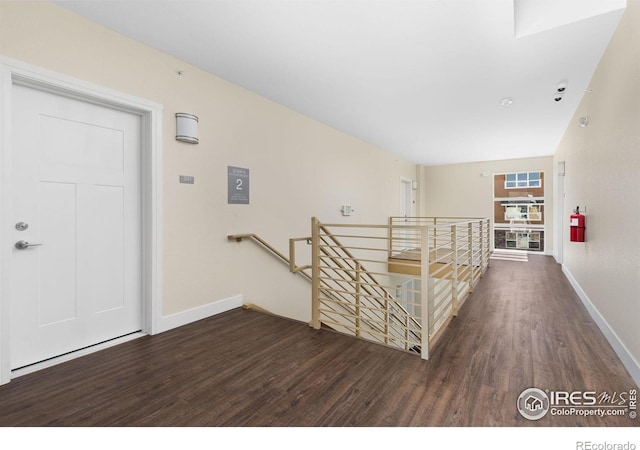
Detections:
[556, 168, 564, 263]
[9, 83, 142, 370]
[400, 178, 414, 219]
[398, 178, 415, 249]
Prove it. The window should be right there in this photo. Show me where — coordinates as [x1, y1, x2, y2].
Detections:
[503, 204, 542, 221]
[529, 205, 541, 220]
[505, 231, 541, 250]
[505, 172, 541, 189]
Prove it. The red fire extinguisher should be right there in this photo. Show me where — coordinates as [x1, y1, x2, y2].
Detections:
[570, 206, 586, 242]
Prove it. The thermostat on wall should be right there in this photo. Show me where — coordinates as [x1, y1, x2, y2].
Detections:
[341, 205, 353, 216]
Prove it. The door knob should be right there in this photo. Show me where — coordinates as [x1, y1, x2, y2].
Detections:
[15, 240, 43, 250]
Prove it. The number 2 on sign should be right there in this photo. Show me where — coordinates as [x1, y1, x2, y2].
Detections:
[236, 179, 243, 190]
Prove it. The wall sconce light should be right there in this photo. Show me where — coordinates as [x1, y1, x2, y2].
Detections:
[175, 113, 199, 144]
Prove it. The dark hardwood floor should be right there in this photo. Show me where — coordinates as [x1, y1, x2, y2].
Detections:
[0, 255, 637, 426]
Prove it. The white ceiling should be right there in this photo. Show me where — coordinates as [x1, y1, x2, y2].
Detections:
[53, 0, 626, 166]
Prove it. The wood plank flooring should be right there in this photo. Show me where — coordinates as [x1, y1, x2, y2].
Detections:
[0, 255, 637, 426]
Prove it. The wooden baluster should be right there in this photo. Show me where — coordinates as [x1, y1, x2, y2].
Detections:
[355, 261, 361, 338]
[311, 217, 320, 329]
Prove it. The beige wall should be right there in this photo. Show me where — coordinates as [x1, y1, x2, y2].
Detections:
[0, 2, 417, 322]
[554, 0, 640, 374]
[419, 156, 554, 251]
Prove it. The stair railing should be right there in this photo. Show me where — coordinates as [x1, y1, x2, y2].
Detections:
[228, 230, 418, 350]
[312, 216, 490, 359]
[315, 227, 417, 349]
[311, 219, 423, 353]
[229, 215, 490, 359]
[227, 233, 372, 333]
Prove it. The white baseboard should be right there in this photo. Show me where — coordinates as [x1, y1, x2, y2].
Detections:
[158, 294, 243, 333]
[562, 265, 640, 387]
[11, 332, 146, 380]
[8, 296, 243, 382]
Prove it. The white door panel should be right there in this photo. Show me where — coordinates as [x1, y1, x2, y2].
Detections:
[10, 84, 142, 369]
[398, 178, 415, 249]
[39, 181, 78, 326]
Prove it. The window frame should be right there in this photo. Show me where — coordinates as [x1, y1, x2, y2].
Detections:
[503, 204, 543, 222]
[504, 171, 542, 189]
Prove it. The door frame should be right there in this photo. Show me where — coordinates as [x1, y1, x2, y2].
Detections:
[555, 162, 565, 264]
[399, 177, 416, 218]
[0, 57, 164, 385]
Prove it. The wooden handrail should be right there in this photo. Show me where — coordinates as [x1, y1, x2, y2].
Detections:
[289, 237, 312, 273]
[227, 233, 312, 281]
[227, 234, 358, 323]
[227, 232, 394, 341]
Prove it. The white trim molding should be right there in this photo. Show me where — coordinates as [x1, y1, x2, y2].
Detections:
[562, 265, 640, 386]
[11, 332, 146, 380]
[158, 295, 244, 333]
[0, 56, 164, 385]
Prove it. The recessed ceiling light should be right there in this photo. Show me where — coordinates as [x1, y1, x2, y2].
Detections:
[499, 97, 513, 107]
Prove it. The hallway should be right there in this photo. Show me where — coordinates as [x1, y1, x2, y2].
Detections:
[0, 255, 636, 426]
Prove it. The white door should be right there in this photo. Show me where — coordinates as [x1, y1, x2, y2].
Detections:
[400, 178, 414, 219]
[9, 84, 142, 370]
[398, 178, 415, 250]
[556, 168, 565, 264]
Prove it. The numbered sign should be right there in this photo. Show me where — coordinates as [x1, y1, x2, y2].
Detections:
[228, 166, 250, 204]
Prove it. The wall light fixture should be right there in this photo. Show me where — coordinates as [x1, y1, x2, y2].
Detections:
[176, 113, 199, 144]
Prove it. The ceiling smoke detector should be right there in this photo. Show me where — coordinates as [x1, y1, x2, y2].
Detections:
[499, 97, 513, 107]
[579, 116, 589, 127]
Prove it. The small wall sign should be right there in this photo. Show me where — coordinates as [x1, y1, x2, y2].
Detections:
[228, 166, 250, 204]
